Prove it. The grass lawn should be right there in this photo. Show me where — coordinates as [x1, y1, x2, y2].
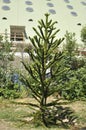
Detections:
[0, 97, 86, 130]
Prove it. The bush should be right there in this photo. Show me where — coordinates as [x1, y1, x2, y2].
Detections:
[59, 66, 86, 100]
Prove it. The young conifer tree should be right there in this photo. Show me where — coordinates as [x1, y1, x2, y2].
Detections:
[22, 14, 76, 127]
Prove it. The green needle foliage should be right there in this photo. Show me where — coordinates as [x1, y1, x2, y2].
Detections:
[22, 14, 76, 127]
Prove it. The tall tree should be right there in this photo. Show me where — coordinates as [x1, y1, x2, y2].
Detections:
[63, 31, 78, 69]
[81, 25, 86, 46]
[0, 29, 13, 89]
[22, 14, 76, 127]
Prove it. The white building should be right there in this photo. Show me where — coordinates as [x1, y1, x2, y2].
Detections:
[0, 0, 86, 43]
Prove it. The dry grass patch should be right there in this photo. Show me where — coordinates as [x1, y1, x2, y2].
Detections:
[0, 98, 86, 130]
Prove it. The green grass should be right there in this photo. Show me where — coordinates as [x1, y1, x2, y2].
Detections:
[0, 98, 86, 130]
[75, 101, 86, 126]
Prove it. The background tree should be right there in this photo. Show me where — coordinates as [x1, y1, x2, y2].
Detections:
[0, 30, 20, 98]
[63, 31, 78, 69]
[81, 25, 86, 60]
[22, 14, 76, 127]
[0, 30, 12, 88]
[81, 25, 86, 46]
[59, 31, 86, 100]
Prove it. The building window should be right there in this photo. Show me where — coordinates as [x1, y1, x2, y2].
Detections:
[67, 5, 73, 9]
[3, 0, 11, 4]
[81, 1, 86, 6]
[2, 17, 7, 20]
[47, 3, 54, 7]
[28, 19, 33, 21]
[71, 11, 78, 17]
[10, 26, 26, 41]
[25, 1, 33, 5]
[77, 23, 81, 26]
[49, 9, 56, 14]
[2, 5, 10, 11]
[26, 7, 34, 12]
[64, 0, 70, 3]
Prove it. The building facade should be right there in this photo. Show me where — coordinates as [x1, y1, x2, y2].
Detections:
[0, 0, 86, 55]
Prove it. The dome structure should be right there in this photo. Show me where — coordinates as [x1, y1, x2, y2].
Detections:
[0, 0, 86, 44]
